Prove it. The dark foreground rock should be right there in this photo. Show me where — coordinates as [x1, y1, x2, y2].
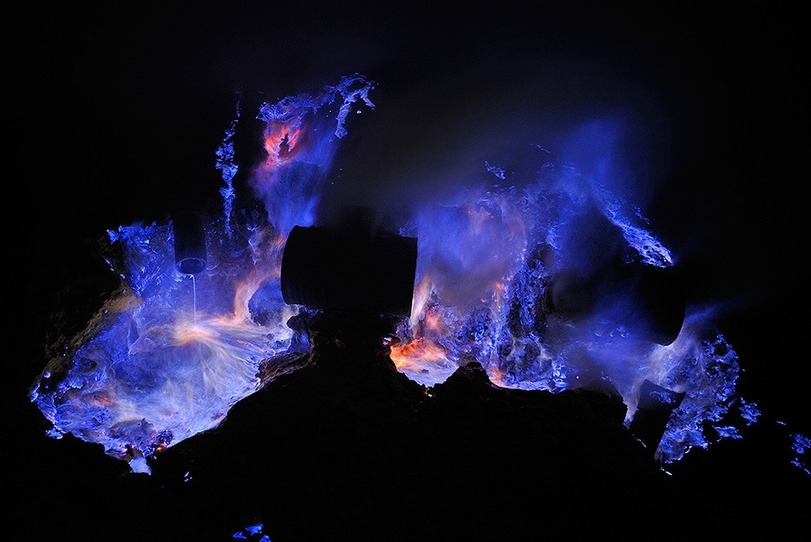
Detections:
[15, 320, 810, 541]
[146, 323, 672, 541]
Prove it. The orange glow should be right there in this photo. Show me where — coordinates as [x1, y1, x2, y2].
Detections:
[390, 336, 447, 371]
[487, 364, 507, 387]
[87, 391, 114, 408]
[230, 230, 286, 320]
[263, 124, 304, 168]
[420, 307, 445, 333]
[232, 264, 279, 320]
[175, 322, 217, 345]
[486, 280, 507, 307]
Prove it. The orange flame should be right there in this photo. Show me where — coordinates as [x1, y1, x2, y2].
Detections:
[263, 124, 304, 168]
[390, 336, 447, 372]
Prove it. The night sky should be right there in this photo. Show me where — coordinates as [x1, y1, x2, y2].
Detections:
[10, 2, 809, 538]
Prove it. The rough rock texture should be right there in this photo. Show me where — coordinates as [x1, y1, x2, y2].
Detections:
[147, 316, 672, 540]
[15, 315, 810, 541]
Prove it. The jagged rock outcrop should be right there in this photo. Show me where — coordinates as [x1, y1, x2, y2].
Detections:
[148, 316, 672, 541]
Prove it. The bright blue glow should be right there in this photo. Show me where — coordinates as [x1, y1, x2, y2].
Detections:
[653, 330, 742, 462]
[251, 74, 375, 238]
[739, 398, 761, 425]
[233, 523, 270, 541]
[30, 76, 375, 471]
[216, 100, 240, 236]
[484, 161, 506, 179]
[30, 73, 798, 475]
[790, 433, 810, 475]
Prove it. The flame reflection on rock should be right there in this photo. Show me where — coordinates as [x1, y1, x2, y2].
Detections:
[31, 74, 751, 471]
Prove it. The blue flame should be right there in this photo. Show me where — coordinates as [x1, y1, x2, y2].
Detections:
[251, 73, 375, 237]
[30, 74, 808, 474]
[216, 99, 241, 236]
[233, 523, 270, 541]
[30, 76, 376, 472]
[791, 433, 811, 475]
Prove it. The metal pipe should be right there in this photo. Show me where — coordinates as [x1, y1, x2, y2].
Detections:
[280, 206, 417, 317]
[173, 211, 207, 275]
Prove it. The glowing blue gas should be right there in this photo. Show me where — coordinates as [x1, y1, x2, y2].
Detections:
[791, 433, 810, 475]
[30, 76, 377, 473]
[216, 99, 240, 236]
[251, 73, 375, 237]
[29, 73, 808, 474]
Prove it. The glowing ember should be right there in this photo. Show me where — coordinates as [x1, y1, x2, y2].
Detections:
[30, 73, 798, 474]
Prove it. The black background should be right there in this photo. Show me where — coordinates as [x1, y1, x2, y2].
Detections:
[9, 1, 809, 539]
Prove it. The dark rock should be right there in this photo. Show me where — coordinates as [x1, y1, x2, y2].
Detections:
[148, 335, 673, 541]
